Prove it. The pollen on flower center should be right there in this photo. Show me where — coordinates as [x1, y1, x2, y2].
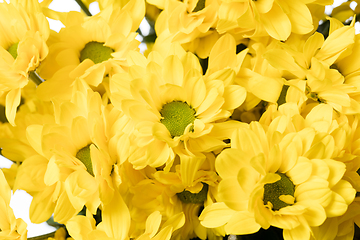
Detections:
[160, 101, 196, 138]
[263, 173, 295, 211]
[80, 41, 114, 64]
[177, 183, 208, 204]
[76, 144, 94, 176]
[7, 42, 19, 59]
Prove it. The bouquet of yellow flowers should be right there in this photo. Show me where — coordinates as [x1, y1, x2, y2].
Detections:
[2, 0, 360, 239]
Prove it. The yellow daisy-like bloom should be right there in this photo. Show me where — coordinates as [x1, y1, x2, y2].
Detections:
[14, 86, 127, 224]
[200, 119, 356, 240]
[38, 0, 144, 88]
[263, 103, 360, 188]
[0, 169, 28, 240]
[0, 81, 54, 162]
[263, 104, 360, 239]
[260, 103, 360, 239]
[126, 152, 222, 240]
[216, 0, 331, 41]
[263, 18, 358, 114]
[153, 0, 221, 58]
[66, 207, 184, 240]
[110, 38, 246, 177]
[0, 0, 49, 125]
[236, 36, 284, 111]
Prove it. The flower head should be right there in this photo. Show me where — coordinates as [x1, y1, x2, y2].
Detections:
[153, 0, 220, 58]
[110, 37, 246, 183]
[200, 118, 356, 239]
[0, 0, 49, 125]
[38, 0, 145, 90]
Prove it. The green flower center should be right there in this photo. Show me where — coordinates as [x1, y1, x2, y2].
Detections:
[76, 144, 94, 176]
[80, 41, 114, 64]
[7, 42, 19, 59]
[263, 173, 295, 211]
[177, 183, 208, 204]
[160, 101, 196, 138]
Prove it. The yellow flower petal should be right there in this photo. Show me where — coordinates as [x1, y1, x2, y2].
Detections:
[283, 225, 310, 240]
[67, 215, 95, 240]
[163, 55, 184, 86]
[161, 212, 185, 233]
[145, 211, 162, 238]
[248, 74, 284, 103]
[315, 25, 355, 66]
[286, 156, 312, 185]
[218, 177, 248, 211]
[53, 190, 77, 223]
[261, 3, 291, 40]
[102, 189, 130, 240]
[301, 201, 326, 227]
[180, 153, 205, 186]
[199, 202, 236, 228]
[285, 0, 313, 34]
[225, 210, 260, 235]
[5, 88, 21, 126]
[216, 148, 248, 178]
[222, 85, 246, 110]
[30, 185, 56, 223]
[264, 48, 304, 78]
[233, 127, 264, 158]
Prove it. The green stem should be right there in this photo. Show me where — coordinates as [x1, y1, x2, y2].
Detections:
[28, 231, 55, 240]
[74, 0, 92, 16]
[28, 71, 44, 86]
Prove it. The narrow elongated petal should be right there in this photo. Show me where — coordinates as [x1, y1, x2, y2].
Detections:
[102, 190, 130, 240]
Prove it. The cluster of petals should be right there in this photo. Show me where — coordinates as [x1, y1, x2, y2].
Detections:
[2, 0, 360, 240]
[0, 0, 49, 125]
[200, 103, 356, 240]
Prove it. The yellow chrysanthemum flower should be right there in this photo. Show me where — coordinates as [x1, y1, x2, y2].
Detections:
[153, 0, 220, 58]
[14, 86, 129, 224]
[236, 36, 284, 111]
[217, 0, 332, 41]
[0, 81, 54, 162]
[0, 169, 28, 240]
[259, 103, 360, 240]
[200, 118, 356, 239]
[263, 18, 359, 114]
[0, 0, 49, 125]
[67, 207, 184, 240]
[125, 151, 223, 240]
[269, 105, 360, 240]
[110, 39, 246, 178]
[38, 0, 144, 88]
